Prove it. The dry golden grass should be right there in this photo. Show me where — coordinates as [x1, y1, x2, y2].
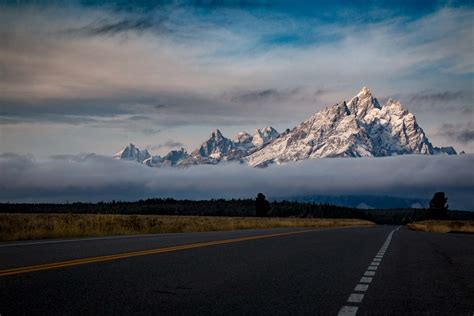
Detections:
[407, 220, 474, 234]
[0, 213, 374, 241]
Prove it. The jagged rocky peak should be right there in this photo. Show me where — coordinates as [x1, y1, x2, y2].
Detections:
[233, 127, 279, 148]
[114, 86, 457, 168]
[252, 126, 279, 147]
[193, 129, 234, 160]
[142, 147, 189, 167]
[233, 131, 254, 153]
[246, 87, 455, 167]
[433, 146, 457, 155]
[113, 143, 151, 163]
[143, 155, 162, 167]
[162, 147, 188, 163]
[234, 131, 253, 144]
[347, 86, 382, 118]
[357, 86, 372, 98]
[210, 129, 225, 140]
[382, 98, 408, 117]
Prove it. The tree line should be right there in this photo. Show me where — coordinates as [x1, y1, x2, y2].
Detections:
[0, 192, 472, 224]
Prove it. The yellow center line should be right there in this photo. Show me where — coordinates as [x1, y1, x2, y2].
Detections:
[1, 229, 319, 277]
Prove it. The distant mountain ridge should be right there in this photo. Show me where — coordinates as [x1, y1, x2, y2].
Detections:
[114, 87, 456, 168]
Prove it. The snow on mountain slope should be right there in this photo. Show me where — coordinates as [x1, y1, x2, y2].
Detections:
[179, 127, 281, 165]
[246, 87, 455, 167]
[114, 87, 456, 168]
[252, 127, 280, 147]
[181, 129, 235, 165]
[144, 148, 189, 167]
[114, 127, 280, 167]
[113, 143, 151, 163]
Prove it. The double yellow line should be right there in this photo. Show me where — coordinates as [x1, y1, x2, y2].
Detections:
[1, 229, 317, 277]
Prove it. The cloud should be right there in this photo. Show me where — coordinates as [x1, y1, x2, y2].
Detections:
[0, 153, 473, 210]
[388, 89, 473, 115]
[409, 91, 464, 103]
[442, 123, 474, 144]
[227, 88, 305, 104]
[76, 18, 160, 36]
[457, 131, 474, 144]
[141, 128, 163, 135]
[1, 4, 472, 125]
[146, 140, 185, 151]
[230, 89, 281, 103]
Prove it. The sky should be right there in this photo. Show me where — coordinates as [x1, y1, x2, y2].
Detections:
[0, 0, 473, 157]
[0, 1, 473, 208]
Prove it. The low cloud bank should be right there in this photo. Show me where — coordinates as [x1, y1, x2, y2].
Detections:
[1, 154, 473, 210]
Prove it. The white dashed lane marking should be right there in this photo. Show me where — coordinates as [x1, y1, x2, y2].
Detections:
[337, 226, 401, 316]
[347, 293, 364, 303]
[354, 284, 369, 292]
[359, 277, 372, 283]
[338, 305, 359, 316]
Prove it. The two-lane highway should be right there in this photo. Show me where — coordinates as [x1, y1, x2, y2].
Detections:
[1, 225, 473, 315]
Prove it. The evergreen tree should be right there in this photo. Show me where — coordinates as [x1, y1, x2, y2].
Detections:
[255, 193, 270, 217]
[429, 192, 448, 219]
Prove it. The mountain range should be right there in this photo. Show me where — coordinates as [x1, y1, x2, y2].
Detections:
[114, 87, 456, 168]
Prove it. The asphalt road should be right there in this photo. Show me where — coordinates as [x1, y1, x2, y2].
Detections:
[1, 225, 473, 315]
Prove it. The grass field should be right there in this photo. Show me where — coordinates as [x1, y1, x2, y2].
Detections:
[0, 213, 374, 241]
[407, 220, 474, 234]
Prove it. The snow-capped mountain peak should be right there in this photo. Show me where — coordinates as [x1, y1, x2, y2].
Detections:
[210, 129, 225, 140]
[252, 126, 279, 147]
[113, 143, 151, 163]
[347, 86, 381, 119]
[177, 129, 236, 165]
[234, 131, 253, 144]
[357, 86, 371, 97]
[199, 129, 234, 158]
[114, 87, 456, 168]
[246, 87, 455, 166]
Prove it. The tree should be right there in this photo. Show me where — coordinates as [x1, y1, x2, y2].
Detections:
[429, 192, 448, 219]
[255, 193, 270, 217]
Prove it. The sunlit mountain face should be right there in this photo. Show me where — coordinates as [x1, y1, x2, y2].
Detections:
[114, 87, 457, 168]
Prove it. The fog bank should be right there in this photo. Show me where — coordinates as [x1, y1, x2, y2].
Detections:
[1, 153, 473, 210]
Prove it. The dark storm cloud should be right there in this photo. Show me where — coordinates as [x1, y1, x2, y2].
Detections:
[128, 115, 152, 121]
[153, 104, 168, 110]
[0, 115, 98, 125]
[442, 123, 474, 144]
[409, 91, 464, 103]
[314, 89, 330, 96]
[228, 88, 302, 104]
[231, 89, 280, 103]
[0, 154, 472, 210]
[0, 98, 136, 121]
[85, 18, 154, 35]
[68, 17, 169, 37]
[457, 131, 474, 143]
[392, 89, 473, 114]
